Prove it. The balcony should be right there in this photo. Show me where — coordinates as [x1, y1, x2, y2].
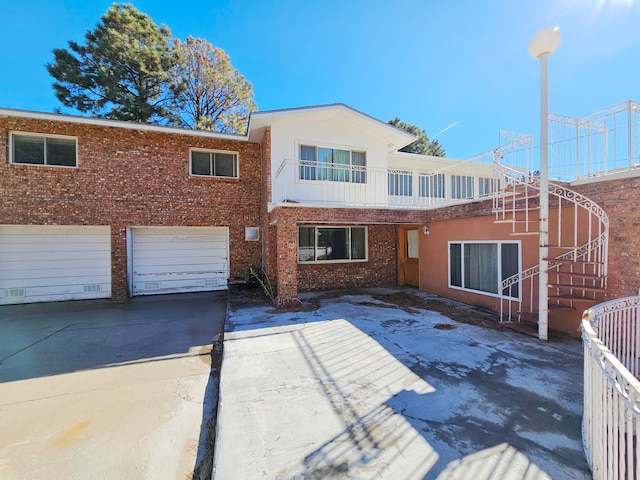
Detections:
[270, 158, 501, 211]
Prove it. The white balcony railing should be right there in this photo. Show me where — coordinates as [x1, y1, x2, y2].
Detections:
[581, 296, 640, 479]
[271, 156, 503, 211]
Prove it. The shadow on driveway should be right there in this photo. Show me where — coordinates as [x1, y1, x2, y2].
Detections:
[214, 287, 590, 480]
[0, 292, 225, 480]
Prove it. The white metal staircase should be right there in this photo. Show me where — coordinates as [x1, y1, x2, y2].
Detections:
[493, 162, 609, 335]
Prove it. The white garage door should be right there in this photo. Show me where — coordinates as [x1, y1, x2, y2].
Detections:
[0, 225, 111, 305]
[130, 227, 229, 296]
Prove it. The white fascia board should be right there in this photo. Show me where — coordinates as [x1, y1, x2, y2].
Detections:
[0, 107, 248, 142]
[248, 103, 417, 152]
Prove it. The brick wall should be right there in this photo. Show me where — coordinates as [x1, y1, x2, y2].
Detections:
[573, 175, 640, 300]
[268, 205, 428, 299]
[298, 224, 397, 291]
[0, 115, 262, 300]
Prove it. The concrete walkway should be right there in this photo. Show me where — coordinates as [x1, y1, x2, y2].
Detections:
[214, 287, 591, 480]
[0, 292, 225, 480]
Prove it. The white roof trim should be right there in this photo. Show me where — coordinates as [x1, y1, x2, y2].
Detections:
[0, 107, 248, 141]
[250, 103, 415, 139]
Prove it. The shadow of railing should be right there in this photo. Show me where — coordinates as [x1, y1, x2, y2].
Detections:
[216, 288, 590, 479]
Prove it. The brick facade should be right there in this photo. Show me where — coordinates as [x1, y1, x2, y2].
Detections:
[3, 109, 640, 327]
[268, 205, 429, 302]
[573, 176, 640, 300]
[0, 115, 262, 301]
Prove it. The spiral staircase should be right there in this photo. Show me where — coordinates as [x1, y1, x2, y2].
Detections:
[492, 162, 609, 337]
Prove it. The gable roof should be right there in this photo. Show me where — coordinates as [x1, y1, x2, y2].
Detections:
[247, 103, 417, 153]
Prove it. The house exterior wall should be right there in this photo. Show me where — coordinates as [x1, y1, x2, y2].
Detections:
[268, 205, 428, 301]
[419, 213, 539, 312]
[0, 115, 262, 301]
[417, 176, 639, 335]
[298, 224, 398, 292]
[268, 115, 393, 207]
[573, 175, 640, 300]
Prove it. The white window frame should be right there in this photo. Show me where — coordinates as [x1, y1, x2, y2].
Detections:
[419, 173, 445, 198]
[9, 131, 78, 168]
[297, 143, 367, 184]
[451, 175, 474, 199]
[189, 148, 239, 178]
[297, 225, 368, 264]
[388, 170, 413, 196]
[448, 240, 521, 300]
[478, 177, 501, 196]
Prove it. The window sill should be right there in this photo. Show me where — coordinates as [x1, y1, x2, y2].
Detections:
[9, 163, 77, 170]
[298, 259, 368, 265]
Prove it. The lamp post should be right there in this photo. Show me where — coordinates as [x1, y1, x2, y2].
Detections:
[529, 27, 561, 341]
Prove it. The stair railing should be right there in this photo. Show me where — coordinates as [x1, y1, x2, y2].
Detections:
[494, 162, 609, 324]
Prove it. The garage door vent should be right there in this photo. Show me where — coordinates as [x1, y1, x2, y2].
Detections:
[205, 279, 220, 287]
[83, 284, 102, 294]
[4, 288, 26, 298]
[145, 282, 161, 290]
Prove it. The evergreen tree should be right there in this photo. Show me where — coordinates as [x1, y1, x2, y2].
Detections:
[47, 3, 182, 124]
[388, 117, 446, 157]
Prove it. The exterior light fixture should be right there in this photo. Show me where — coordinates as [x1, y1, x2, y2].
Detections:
[529, 26, 561, 341]
[422, 226, 430, 235]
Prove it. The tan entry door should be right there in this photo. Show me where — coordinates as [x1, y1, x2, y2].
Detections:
[398, 227, 420, 287]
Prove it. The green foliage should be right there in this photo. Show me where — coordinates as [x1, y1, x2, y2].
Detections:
[172, 37, 256, 134]
[388, 117, 446, 157]
[47, 3, 181, 124]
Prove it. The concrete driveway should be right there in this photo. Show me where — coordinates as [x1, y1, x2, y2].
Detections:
[0, 292, 225, 480]
[214, 287, 591, 480]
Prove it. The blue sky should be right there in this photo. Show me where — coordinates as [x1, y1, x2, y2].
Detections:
[1, 0, 638, 159]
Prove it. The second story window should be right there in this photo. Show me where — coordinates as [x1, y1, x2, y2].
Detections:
[451, 175, 474, 199]
[479, 177, 500, 196]
[10, 132, 77, 167]
[388, 170, 413, 196]
[190, 149, 239, 178]
[419, 173, 445, 198]
[299, 145, 366, 183]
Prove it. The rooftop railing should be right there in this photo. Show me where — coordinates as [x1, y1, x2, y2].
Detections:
[549, 101, 640, 182]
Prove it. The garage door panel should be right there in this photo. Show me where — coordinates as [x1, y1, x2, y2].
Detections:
[0, 225, 111, 305]
[0, 225, 109, 236]
[0, 274, 111, 289]
[2, 283, 112, 305]
[133, 266, 226, 277]
[0, 258, 110, 271]
[132, 256, 226, 268]
[132, 248, 228, 260]
[0, 242, 111, 254]
[132, 279, 224, 295]
[130, 227, 228, 296]
[0, 267, 111, 281]
[0, 234, 110, 245]
[0, 250, 111, 263]
[132, 241, 226, 252]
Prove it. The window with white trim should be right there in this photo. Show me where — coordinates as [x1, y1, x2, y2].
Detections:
[10, 132, 77, 167]
[298, 226, 367, 263]
[388, 170, 412, 196]
[449, 241, 520, 298]
[479, 177, 500, 196]
[451, 175, 474, 199]
[190, 149, 238, 178]
[299, 145, 366, 183]
[419, 173, 445, 198]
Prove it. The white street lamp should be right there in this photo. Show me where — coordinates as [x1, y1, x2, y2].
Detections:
[529, 27, 561, 341]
